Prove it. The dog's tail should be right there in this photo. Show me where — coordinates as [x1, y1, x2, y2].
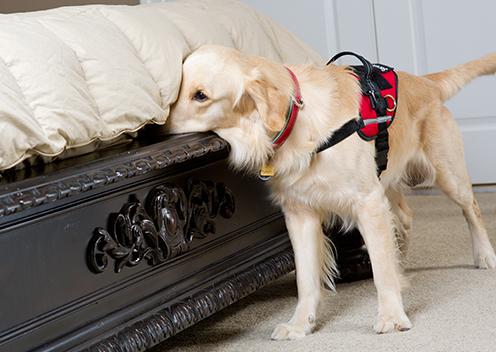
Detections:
[424, 53, 496, 101]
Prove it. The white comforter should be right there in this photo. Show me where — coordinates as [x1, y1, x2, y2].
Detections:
[0, 0, 321, 170]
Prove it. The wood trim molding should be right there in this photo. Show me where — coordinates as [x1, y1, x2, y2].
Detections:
[0, 133, 230, 219]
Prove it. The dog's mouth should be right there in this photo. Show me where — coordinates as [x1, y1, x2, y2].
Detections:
[164, 120, 188, 134]
[164, 115, 211, 135]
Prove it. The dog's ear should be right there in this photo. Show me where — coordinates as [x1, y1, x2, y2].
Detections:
[242, 70, 288, 132]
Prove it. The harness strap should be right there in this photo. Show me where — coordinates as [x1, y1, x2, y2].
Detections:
[316, 116, 391, 175]
[315, 118, 363, 153]
[375, 97, 389, 173]
[375, 128, 389, 173]
[370, 74, 389, 175]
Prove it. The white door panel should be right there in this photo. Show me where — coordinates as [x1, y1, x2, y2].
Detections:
[373, 0, 427, 74]
[331, 0, 378, 62]
[420, 0, 496, 117]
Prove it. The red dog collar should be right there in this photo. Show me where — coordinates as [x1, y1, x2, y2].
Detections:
[271, 67, 304, 148]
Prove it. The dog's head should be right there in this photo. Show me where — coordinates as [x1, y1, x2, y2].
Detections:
[168, 45, 290, 135]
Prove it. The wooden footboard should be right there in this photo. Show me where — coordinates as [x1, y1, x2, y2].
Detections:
[0, 130, 294, 352]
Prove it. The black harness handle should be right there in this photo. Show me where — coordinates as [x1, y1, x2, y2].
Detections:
[327, 51, 385, 113]
[327, 51, 374, 81]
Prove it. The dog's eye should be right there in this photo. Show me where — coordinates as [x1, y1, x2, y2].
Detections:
[192, 90, 208, 102]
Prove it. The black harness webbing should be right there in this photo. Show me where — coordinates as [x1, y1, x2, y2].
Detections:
[315, 118, 363, 153]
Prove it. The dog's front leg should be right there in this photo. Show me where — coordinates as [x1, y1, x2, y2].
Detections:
[355, 189, 412, 333]
[271, 208, 323, 340]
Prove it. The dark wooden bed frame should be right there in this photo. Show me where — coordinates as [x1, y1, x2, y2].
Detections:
[0, 127, 371, 352]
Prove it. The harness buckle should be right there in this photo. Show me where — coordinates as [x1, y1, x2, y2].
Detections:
[361, 116, 392, 127]
[367, 89, 379, 109]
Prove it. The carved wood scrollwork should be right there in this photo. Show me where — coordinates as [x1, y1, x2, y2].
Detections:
[87, 179, 235, 273]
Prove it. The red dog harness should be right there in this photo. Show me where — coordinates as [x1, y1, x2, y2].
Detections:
[353, 63, 398, 140]
[316, 51, 398, 175]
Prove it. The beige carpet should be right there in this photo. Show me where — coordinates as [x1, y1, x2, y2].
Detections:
[151, 193, 496, 352]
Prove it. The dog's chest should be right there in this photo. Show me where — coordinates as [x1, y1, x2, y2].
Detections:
[270, 167, 361, 216]
[269, 139, 379, 217]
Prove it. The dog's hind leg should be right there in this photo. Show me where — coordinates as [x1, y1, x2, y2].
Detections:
[355, 187, 412, 333]
[424, 107, 496, 269]
[271, 207, 330, 340]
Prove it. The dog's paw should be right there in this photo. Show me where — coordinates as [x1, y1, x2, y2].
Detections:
[475, 252, 496, 269]
[374, 313, 412, 334]
[271, 322, 311, 341]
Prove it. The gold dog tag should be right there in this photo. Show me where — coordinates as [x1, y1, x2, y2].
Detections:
[260, 163, 275, 178]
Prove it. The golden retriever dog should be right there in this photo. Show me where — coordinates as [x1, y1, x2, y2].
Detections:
[167, 45, 496, 340]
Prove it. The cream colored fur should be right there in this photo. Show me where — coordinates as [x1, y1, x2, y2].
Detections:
[168, 45, 496, 340]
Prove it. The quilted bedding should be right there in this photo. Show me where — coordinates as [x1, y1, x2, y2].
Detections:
[0, 0, 321, 170]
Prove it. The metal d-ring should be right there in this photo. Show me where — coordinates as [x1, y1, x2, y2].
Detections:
[291, 95, 304, 109]
[384, 94, 396, 112]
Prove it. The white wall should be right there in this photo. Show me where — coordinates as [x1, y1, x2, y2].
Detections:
[242, 0, 383, 63]
[238, 0, 329, 58]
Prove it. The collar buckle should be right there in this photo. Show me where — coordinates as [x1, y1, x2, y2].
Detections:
[291, 95, 304, 109]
